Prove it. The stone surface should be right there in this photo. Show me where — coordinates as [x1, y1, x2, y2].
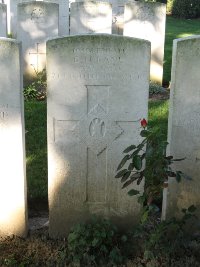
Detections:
[111, 0, 133, 35]
[46, 0, 69, 35]
[0, 38, 27, 237]
[70, 1, 112, 34]
[17, 1, 58, 82]
[4, 0, 68, 37]
[47, 34, 150, 237]
[123, 1, 166, 84]
[162, 36, 200, 226]
[0, 3, 7, 37]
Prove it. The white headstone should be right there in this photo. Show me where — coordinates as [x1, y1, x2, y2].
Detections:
[0, 3, 7, 37]
[111, 0, 133, 35]
[4, 0, 31, 38]
[70, 1, 112, 34]
[162, 36, 200, 224]
[17, 1, 59, 81]
[46, 0, 69, 36]
[4, 0, 68, 37]
[0, 38, 27, 237]
[123, 1, 166, 84]
[47, 34, 150, 237]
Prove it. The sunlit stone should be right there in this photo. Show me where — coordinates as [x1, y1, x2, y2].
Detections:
[70, 1, 112, 34]
[0, 38, 27, 237]
[0, 3, 7, 37]
[123, 1, 166, 84]
[47, 34, 150, 237]
[162, 36, 200, 228]
[17, 1, 59, 82]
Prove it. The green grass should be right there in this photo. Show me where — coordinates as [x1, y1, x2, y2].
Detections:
[163, 16, 200, 83]
[25, 101, 47, 203]
[148, 100, 169, 140]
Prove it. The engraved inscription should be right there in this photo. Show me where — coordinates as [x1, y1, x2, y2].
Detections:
[31, 8, 45, 23]
[29, 43, 46, 72]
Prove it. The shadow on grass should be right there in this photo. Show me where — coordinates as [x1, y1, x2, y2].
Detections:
[25, 100, 47, 208]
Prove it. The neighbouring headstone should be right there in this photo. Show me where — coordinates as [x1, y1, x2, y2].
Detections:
[47, 34, 150, 237]
[111, 0, 131, 35]
[4, 0, 31, 38]
[0, 38, 27, 237]
[123, 1, 166, 84]
[46, 0, 69, 35]
[17, 1, 59, 82]
[162, 36, 200, 225]
[0, 3, 7, 37]
[4, 0, 68, 38]
[70, 1, 112, 34]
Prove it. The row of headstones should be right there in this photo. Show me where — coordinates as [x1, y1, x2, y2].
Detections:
[1, 34, 199, 238]
[0, 1, 166, 83]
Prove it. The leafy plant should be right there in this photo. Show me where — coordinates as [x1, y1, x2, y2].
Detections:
[115, 119, 189, 206]
[23, 68, 47, 101]
[23, 85, 38, 100]
[133, 205, 197, 260]
[170, 0, 200, 19]
[149, 81, 166, 95]
[7, 33, 13, 38]
[67, 217, 131, 266]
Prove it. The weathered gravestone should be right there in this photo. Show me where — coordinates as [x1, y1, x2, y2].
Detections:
[162, 36, 200, 225]
[47, 34, 150, 237]
[70, 1, 112, 34]
[17, 1, 58, 82]
[123, 1, 166, 84]
[4, 0, 33, 38]
[111, 0, 133, 35]
[0, 38, 27, 237]
[45, 0, 69, 35]
[4, 0, 69, 38]
[0, 3, 7, 37]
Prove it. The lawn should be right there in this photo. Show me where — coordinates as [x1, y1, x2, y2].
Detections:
[25, 101, 47, 204]
[163, 16, 200, 83]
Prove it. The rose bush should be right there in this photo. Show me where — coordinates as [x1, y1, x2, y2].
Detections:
[115, 119, 189, 206]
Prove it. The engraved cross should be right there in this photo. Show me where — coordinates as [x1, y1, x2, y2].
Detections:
[29, 43, 46, 72]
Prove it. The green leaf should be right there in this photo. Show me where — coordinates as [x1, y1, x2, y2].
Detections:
[121, 171, 131, 183]
[115, 169, 128, 178]
[117, 155, 130, 171]
[123, 145, 136, 153]
[122, 173, 141, 189]
[128, 189, 140, 196]
[176, 171, 182, 182]
[137, 176, 143, 185]
[188, 205, 196, 213]
[140, 130, 149, 137]
[128, 163, 134, 170]
[167, 171, 176, 177]
[173, 157, 186, 162]
[165, 156, 173, 160]
[137, 143, 145, 150]
[133, 155, 142, 170]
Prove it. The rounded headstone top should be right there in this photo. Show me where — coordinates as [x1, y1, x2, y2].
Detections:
[47, 33, 151, 47]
